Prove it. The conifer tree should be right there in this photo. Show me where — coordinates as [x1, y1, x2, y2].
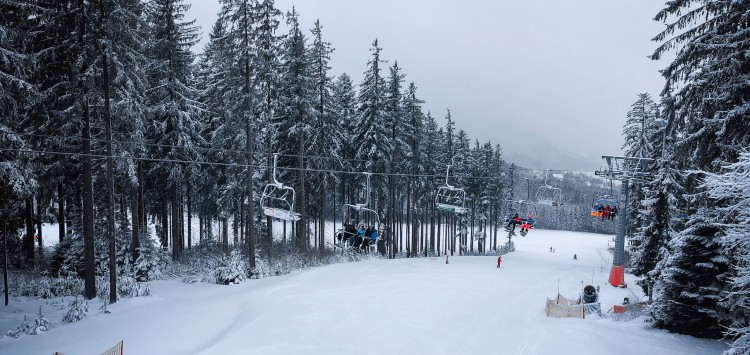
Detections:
[276, 8, 314, 249]
[330, 73, 358, 220]
[648, 0, 750, 336]
[705, 152, 750, 352]
[354, 39, 388, 203]
[252, 0, 284, 252]
[307, 19, 338, 250]
[144, 0, 203, 260]
[384, 62, 405, 240]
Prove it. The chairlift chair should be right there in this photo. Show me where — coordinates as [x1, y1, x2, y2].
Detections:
[260, 154, 301, 221]
[435, 165, 468, 214]
[504, 200, 538, 225]
[536, 185, 562, 207]
[342, 172, 381, 228]
[590, 195, 618, 218]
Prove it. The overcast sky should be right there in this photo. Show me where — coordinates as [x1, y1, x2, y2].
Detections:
[186, 0, 668, 172]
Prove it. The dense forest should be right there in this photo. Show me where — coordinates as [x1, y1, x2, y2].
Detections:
[2, 0, 750, 352]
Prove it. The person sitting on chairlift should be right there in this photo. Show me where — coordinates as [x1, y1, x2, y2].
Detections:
[345, 222, 356, 245]
[363, 225, 375, 250]
[507, 213, 521, 232]
[520, 221, 530, 234]
[610, 205, 618, 221]
[603, 204, 611, 220]
[354, 224, 365, 249]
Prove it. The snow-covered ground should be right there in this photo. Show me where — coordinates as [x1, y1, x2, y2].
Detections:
[1, 229, 728, 354]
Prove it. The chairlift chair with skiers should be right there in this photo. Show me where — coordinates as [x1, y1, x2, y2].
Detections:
[435, 164, 468, 214]
[504, 200, 538, 225]
[505, 177, 538, 226]
[260, 153, 301, 221]
[590, 196, 618, 218]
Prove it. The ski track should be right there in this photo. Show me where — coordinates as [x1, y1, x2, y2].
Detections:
[0, 229, 731, 355]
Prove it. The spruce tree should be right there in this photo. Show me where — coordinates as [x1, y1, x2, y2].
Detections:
[144, 0, 203, 259]
[705, 153, 750, 352]
[276, 8, 314, 249]
[648, 0, 750, 336]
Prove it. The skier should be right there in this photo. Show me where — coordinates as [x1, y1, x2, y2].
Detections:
[520, 221, 530, 235]
[610, 205, 618, 220]
[573, 254, 577, 260]
[497, 256, 502, 268]
[550, 246, 553, 252]
[506, 213, 521, 233]
[353, 224, 365, 250]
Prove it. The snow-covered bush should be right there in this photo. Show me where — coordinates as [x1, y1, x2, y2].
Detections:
[7, 307, 52, 337]
[6, 315, 31, 338]
[63, 296, 88, 323]
[97, 276, 115, 313]
[215, 249, 246, 285]
[135, 236, 163, 282]
[498, 241, 516, 255]
[30, 306, 51, 335]
[117, 276, 139, 298]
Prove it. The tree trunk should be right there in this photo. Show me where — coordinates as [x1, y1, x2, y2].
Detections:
[58, 182, 65, 243]
[131, 180, 140, 264]
[187, 184, 191, 250]
[35, 195, 43, 257]
[101, 28, 117, 303]
[82, 85, 96, 299]
[24, 198, 34, 266]
[297, 135, 307, 251]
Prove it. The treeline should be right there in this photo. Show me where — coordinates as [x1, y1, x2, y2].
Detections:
[0, 0, 533, 301]
[622, 1, 750, 351]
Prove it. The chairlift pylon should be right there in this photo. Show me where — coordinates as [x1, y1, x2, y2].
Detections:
[260, 153, 301, 221]
[435, 164, 468, 214]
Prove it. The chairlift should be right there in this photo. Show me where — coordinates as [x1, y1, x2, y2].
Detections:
[590, 195, 618, 219]
[505, 178, 538, 225]
[535, 171, 562, 207]
[435, 164, 468, 214]
[342, 172, 380, 228]
[260, 153, 301, 221]
[504, 200, 538, 224]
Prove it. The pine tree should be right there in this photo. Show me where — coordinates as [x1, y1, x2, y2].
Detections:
[198, 14, 240, 250]
[276, 8, 314, 249]
[648, 206, 728, 338]
[252, 0, 283, 254]
[354, 39, 388, 188]
[144, 0, 203, 260]
[704, 152, 750, 353]
[384, 62, 405, 244]
[307, 19, 338, 251]
[624, 93, 662, 281]
[330, 73, 358, 221]
[648, 0, 750, 337]
[0, 0, 37, 233]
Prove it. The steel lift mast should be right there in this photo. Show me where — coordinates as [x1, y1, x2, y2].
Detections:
[595, 155, 653, 287]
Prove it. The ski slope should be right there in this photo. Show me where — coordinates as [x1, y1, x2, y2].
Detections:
[1, 229, 728, 354]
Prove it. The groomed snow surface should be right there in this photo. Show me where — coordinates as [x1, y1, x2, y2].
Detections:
[1, 229, 729, 354]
